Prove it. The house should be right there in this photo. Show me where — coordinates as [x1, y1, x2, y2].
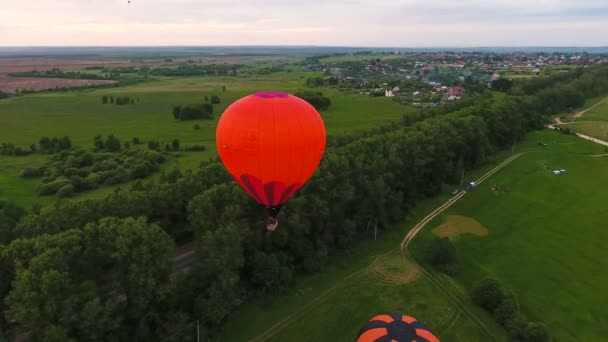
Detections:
[385, 88, 394, 97]
[492, 71, 501, 81]
[449, 86, 464, 97]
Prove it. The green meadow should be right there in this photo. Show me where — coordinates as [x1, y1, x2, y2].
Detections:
[0, 72, 411, 206]
[417, 130, 608, 341]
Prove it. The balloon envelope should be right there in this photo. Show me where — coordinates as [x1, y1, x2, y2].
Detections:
[357, 313, 439, 342]
[216, 91, 326, 216]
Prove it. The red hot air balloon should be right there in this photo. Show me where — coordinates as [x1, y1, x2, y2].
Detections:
[216, 91, 326, 230]
[357, 313, 439, 342]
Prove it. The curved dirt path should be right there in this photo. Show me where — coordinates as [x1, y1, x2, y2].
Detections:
[399, 153, 524, 341]
[574, 96, 608, 118]
[249, 153, 523, 342]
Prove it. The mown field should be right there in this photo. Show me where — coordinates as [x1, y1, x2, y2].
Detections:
[416, 130, 608, 341]
[0, 72, 411, 206]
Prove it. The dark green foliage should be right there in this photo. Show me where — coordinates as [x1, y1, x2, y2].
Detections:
[305, 76, 325, 87]
[182, 144, 206, 152]
[171, 139, 180, 151]
[147, 140, 160, 151]
[39, 136, 71, 153]
[193, 124, 200, 130]
[210, 95, 221, 104]
[26, 148, 164, 197]
[150, 63, 241, 77]
[427, 237, 457, 274]
[0, 143, 32, 156]
[102, 95, 108, 104]
[10, 68, 116, 80]
[222, 86, 226, 92]
[56, 184, 75, 198]
[491, 78, 513, 92]
[294, 90, 332, 111]
[132, 137, 142, 145]
[471, 277, 507, 312]
[114, 96, 132, 106]
[173, 104, 213, 120]
[472, 277, 551, 341]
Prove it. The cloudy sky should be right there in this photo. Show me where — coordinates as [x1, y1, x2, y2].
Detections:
[1, 0, 607, 46]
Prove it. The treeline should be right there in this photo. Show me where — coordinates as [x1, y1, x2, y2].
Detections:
[1, 136, 72, 157]
[102, 95, 137, 105]
[172, 95, 220, 121]
[472, 278, 550, 341]
[150, 64, 240, 77]
[10, 68, 118, 80]
[1, 67, 606, 340]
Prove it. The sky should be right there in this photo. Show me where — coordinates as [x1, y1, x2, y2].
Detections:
[1, 0, 607, 47]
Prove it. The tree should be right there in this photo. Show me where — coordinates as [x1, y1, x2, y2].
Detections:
[85, 217, 173, 321]
[94, 134, 105, 150]
[172, 105, 182, 120]
[109, 96, 114, 104]
[491, 78, 513, 92]
[105, 134, 121, 152]
[294, 90, 331, 111]
[102, 95, 108, 104]
[171, 138, 180, 151]
[56, 184, 75, 198]
[193, 124, 200, 130]
[132, 137, 141, 145]
[6, 248, 71, 335]
[427, 237, 457, 274]
[524, 322, 551, 342]
[222, 86, 226, 92]
[471, 277, 507, 312]
[210, 95, 221, 104]
[147, 140, 160, 151]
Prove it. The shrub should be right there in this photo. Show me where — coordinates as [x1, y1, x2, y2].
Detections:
[38, 178, 72, 196]
[194, 124, 201, 130]
[56, 184, 75, 198]
[294, 90, 331, 111]
[210, 95, 221, 104]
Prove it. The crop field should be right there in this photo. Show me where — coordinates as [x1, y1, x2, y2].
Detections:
[0, 75, 118, 93]
[0, 71, 411, 206]
[417, 130, 608, 340]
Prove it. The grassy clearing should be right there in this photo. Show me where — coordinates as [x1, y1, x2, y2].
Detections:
[420, 130, 608, 340]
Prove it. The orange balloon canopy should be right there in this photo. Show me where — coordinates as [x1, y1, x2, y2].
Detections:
[216, 91, 326, 217]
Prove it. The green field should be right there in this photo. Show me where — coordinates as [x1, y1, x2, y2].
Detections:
[418, 130, 608, 340]
[559, 96, 608, 139]
[0, 72, 411, 206]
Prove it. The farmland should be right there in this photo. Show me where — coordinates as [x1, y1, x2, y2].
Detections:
[0, 71, 410, 206]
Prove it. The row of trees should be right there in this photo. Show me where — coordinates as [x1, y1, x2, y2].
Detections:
[1, 66, 606, 340]
[102, 96, 136, 105]
[10, 68, 117, 80]
[472, 278, 550, 341]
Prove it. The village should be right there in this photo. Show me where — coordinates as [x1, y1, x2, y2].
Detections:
[303, 50, 608, 108]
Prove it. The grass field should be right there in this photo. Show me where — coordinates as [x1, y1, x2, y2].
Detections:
[559, 95, 608, 139]
[0, 72, 411, 206]
[417, 130, 608, 340]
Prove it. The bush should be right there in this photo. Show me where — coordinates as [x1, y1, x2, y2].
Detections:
[294, 90, 331, 111]
[38, 178, 72, 196]
[471, 277, 507, 312]
[132, 137, 142, 145]
[183, 144, 206, 151]
[20, 166, 45, 178]
[194, 124, 201, 130]
[175, 103, 213, 120]
[210, 95, 221, 104]
[56, 184, 75, 198]
[524, 322, 551, 342]
[147, 140, 160, 151]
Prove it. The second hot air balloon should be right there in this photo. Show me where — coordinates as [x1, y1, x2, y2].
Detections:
[216, 91, 326, 230]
